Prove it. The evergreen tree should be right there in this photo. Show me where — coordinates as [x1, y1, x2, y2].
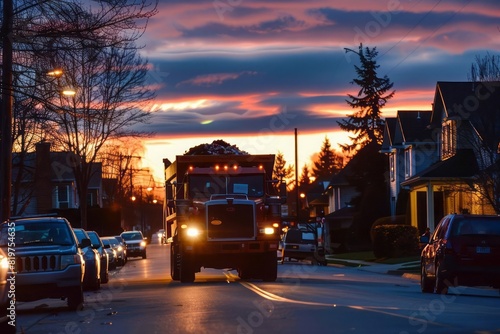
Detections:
[299, 164, 311, 190]
[311, 136, 343, 181]
[272, 151, 294, 191]
[338, 44, 395, 154]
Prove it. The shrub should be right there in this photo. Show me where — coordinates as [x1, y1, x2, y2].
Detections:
[372, 225, 419, 259]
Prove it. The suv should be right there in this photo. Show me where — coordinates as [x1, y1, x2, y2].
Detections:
[120, 231, 147, 259]
[421, 214, 500, 294]
[281, 228, 325, 265]
[0, 217, 86, 310]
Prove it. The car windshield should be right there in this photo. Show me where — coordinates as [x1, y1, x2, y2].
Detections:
[88, 232, 101, 247]
[73, 229, 88, 243]
[452, 218, 500, 236]
[121, 232, 143, 240]
[0, 220, 73, 247]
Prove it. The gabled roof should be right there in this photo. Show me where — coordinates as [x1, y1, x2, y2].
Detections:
[380, 117, 397, 152]
[431, 81, 500, 123]
[401, 149, 478, 187]
[395, 110, 433, 145]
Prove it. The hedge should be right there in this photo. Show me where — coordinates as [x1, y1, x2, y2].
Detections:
[372, 224, 420, 259]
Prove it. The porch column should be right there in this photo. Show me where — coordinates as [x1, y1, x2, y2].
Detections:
[426, 182, 435, 230]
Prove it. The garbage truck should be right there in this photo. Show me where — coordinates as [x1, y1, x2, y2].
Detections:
[163, 154, 286, 283]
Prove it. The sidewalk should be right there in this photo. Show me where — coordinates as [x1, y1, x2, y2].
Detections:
[325, 255, 421, 281]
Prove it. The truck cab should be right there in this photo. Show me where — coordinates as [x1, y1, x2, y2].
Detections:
[163, 155, 285, 282]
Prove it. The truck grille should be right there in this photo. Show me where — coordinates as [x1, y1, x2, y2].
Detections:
[16, 255, 59, 273]
[207, 203, 255, 239]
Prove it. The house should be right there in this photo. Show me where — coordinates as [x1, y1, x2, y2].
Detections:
[380, 110, 436, 219]
[12, 141, 103, 216]
[397, 81, 500, 231]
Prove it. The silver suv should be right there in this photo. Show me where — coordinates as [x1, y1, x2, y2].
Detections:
[120, 231, 147, 259]
[0, 217, 86, 310]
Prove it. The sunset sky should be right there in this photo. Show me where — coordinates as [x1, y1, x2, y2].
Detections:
[133, 0, 500, 183]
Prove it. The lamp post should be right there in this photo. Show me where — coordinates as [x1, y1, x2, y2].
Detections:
[0, 0, 14, 221]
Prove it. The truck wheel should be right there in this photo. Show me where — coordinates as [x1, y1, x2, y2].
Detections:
[180, 253, 195, 283]
[170, 244, 180, 281]
[261, 252, 278, 282]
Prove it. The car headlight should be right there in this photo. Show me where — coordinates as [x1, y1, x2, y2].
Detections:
[61, 254, 82, 270]
[186, 227, 200, 237]
[140, 241, 147, 247]
[117, 246, 123, 251]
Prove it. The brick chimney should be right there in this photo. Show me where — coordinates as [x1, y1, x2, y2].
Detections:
[35, 141, 52, 213]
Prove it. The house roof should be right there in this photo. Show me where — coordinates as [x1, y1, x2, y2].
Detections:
[395, 110, 433, 145]
[401, 149, 478, 187]
[431, 81, 500, 120]
[380, 117, 397, 153]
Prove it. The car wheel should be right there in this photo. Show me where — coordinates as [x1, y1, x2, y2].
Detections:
[142, 251, 147, 259]
[434, 263, 448, 295]
[67, 286, 84, 311]
[420, 263, 433, 293]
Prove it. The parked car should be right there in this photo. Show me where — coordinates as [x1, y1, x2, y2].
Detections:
[102, 236, 125, 266]
[281, 228, 316, 262]
[100, 238, 118, 269]
[114, 236, 128, 263]
[86, 231, 110, 281]
[0, 217, 86, 311]
[120, 231, 147, 259]
[73, 228, 101, 290]
[421, 214, 500, 294]
[0, 247, 15, 333]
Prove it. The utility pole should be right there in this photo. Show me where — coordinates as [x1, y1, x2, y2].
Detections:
[0, 0, 14, 221]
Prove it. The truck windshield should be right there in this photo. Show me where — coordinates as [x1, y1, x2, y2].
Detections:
[189, 174, 265, 199]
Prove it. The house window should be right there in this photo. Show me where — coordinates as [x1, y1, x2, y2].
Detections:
[56, 185, 70, 209]
[442, 120, 456, 159]
[389, 153, 395, 181]
[405, 148, 411, 177]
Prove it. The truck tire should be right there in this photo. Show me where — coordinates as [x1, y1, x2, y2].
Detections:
[170, 244, 180, 281]
[180, 253, 195, 283]
[261, 252, 278, 282]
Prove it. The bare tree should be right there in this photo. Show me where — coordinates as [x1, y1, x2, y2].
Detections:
[468, 52, 500, 82]
[99, 139, 146, 206]
[39, 39, 155, 228]
[4, 0, 158, 222]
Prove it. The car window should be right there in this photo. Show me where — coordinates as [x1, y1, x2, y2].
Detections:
[433, 217, 450, 240]
[73, 229, 88, 244]
[88, 232, 102, 247]
[0, 220, 73, 246]
[453, 218, 500, 236]
[121, 232, 143, 240]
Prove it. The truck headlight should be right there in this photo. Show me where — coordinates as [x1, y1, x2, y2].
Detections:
[0, 255, 8, 270]
[186, 227, 200, 237]
[261, 227, 274, 235]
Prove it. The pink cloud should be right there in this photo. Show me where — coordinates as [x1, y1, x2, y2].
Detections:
[176, 71, 257, 87]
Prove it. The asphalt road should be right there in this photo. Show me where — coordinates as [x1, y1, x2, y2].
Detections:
[15, 244, 500, 334]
